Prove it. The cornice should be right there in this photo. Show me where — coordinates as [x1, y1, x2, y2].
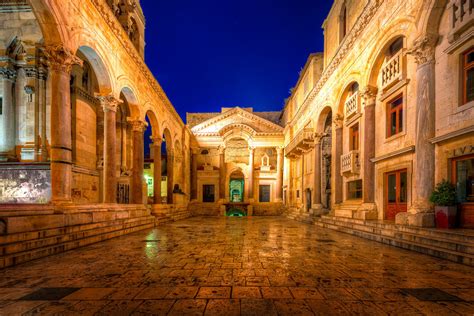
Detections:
[288, 0, 384, 127]
[89, 0, 184, 126]
[191, 107, 284, 133]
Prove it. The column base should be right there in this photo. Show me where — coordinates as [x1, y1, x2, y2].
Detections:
[354, 203, 378, 220]
[220, 204, 226, 216]
[310, 204, 327, 217]
[396, 210, 435, 228]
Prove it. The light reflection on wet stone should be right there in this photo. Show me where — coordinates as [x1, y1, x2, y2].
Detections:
[0, 216, 473, 315]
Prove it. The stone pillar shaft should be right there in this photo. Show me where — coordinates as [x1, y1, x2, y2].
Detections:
[301, 154, 304, 205]
[167, 150, 174, 204]
[191, 149, 198, 200]
[43, 45, 82, 202]
[130, 120, 146, 204]
[334, 115, 343, 204]
[152, 138, 162, 204]
[312, 139, 322, 205]
[98, 95, 120, 203]
[362, 87, 377, 204]
[219, 147, 226, 200]
[0, 68, 16, 157]
[276, 147, 284, 201]
[408, 36, 437, 219]
[248, 147, 255, 200]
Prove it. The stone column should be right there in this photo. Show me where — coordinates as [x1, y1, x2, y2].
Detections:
[190, 148, 198, 201]
[248, 146, 255, 201]
[405, 35, 437, 227]
[219, 146, 226, 200]
[129, 119, 147, 204]
[361, 86, 378, 211]
[38, 65, 48, 162]
[42, 45, 82, 203]
[97, 95, 121, 203]
[151, 136, 162, 204]
[167, 148, 174, 204]
[333, 114, 344, 204]
[301, 154, 305, 206]
[0, 67, 16, 160]
[276, 147, 284, 201]
[312, 134, 323, 208]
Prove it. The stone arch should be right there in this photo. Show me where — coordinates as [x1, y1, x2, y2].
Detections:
[336, 79, 360, 116]
[315, 106, 333, 133]
[116, 81, 141, 119]
[144, 109, 160, 138]
[417, 0, 448, 37]
[76, 46, 113, 94]
[27, 0, 66, 45]
[364, 18, 415, 87]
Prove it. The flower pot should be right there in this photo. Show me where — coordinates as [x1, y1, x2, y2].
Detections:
[435, 206, 457, 229]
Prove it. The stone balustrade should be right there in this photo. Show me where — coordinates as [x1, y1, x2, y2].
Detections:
[284, 128, 314, 158]
[381, 49, 404, 90]
[449, 0, 474, 41]
[345, 91, 359, 118]
[341, 150, 360, 175]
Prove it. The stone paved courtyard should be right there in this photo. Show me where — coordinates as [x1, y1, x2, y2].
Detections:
[0, 217, 473, 315]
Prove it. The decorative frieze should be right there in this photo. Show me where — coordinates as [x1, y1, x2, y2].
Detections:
[0, 67, 16, 80]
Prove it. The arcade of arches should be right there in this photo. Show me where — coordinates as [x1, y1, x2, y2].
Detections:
[0, 0, 473, 268]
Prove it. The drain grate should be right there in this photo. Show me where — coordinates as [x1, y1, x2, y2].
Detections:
[400, 288, 463, 302]
[20, 288, 80, 301]
[315, 239, 335, 243]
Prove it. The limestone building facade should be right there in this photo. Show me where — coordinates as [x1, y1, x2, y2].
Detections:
[281, 0, 474, 228]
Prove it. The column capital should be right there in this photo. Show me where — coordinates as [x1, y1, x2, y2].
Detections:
[218, 145, 226, 155]
[41, 44, 83, 74]
[248, 146, 256, 154]
[360, 85, 378, 107]
[150, 136, 162, 146]
[191, 147, 200, 155]
[333, 113, 344, 129]
[0, 67, 16, 81]
[127, 118, 148, 132]
[276, 146, 284, 155]
[408, 34, 438, 66]
[96, 94, 123, 112]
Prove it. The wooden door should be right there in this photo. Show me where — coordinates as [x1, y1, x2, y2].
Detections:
[385, 169, 408, 220]
[451, 155, 474, 228]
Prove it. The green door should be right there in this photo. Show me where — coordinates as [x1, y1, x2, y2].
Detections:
[229, 179, 244, 202]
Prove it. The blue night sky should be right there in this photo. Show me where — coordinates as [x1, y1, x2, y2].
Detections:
[141, 0, 333, 121]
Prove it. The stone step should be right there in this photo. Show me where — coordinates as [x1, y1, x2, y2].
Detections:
[0, 210, 151, 245]
[313, 218, 474, 266]
[0, 219, 155, 269]
[0, 216, 155, 256]
[316, 217, 474, 255]
[320, 215, 474, 243]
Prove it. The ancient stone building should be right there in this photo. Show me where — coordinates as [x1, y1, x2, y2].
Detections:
[0, 0, 473, 268]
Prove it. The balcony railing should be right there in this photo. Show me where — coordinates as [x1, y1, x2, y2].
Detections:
[381, 50, 404, 90]
[345, 92, 359, 118]
[450, 0, 474, 41]
[341, 150, 360, 175]
[285, 128, 314, 158]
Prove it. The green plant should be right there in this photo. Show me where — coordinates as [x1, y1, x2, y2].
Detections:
[430, 179, 457, 206]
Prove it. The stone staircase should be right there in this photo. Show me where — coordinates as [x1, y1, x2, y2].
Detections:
[0, 204, 156, 268]
[285, 207, 321, 224]
[313, 215, 474, 266]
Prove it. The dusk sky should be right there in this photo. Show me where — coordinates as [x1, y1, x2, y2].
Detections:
[141, 0, 333, 122]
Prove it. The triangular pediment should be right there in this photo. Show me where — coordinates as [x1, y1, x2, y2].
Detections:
[191, 107, 283, 135]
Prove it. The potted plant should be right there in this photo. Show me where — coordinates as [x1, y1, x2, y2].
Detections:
[430, 180, 457, 229]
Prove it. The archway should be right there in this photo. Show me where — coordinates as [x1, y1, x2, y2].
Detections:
[229, 169, 245, 203]
[320, 110, 333, 209]
[143, 110, 162, 204]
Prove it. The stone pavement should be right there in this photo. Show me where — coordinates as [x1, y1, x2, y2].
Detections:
[0, 216, 473, 315]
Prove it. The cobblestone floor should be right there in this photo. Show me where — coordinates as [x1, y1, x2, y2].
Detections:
[0, 216, 473, 315]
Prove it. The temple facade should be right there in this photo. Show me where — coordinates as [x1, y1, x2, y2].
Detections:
[0, 0, 473, 268]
